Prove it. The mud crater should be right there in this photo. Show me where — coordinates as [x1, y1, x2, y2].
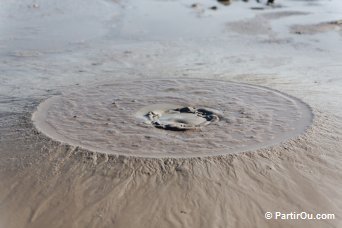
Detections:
[139, 105, 221, 131]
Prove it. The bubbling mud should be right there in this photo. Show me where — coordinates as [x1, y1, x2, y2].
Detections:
[136, 104, 221, 131]
[32, 79, 313, 158]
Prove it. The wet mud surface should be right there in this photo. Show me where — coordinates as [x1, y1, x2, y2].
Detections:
[1, 0, 342, 227]
[32, 79, 312, 158]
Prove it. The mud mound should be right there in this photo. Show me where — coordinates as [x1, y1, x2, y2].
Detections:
[32, 79, 312, 158]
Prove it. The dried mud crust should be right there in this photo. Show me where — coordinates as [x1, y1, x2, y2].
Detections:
[32, 79, 313, 158]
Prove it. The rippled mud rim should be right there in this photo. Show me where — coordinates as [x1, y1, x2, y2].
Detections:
[31, 78, 313, 158]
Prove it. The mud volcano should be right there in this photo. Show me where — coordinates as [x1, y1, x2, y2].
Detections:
[32, 79, 312, 158]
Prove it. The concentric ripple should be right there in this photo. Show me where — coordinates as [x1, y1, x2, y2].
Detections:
[32, 79, 313, 158]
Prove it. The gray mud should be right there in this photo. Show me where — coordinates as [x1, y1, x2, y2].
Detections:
[32, 79, 312, 158]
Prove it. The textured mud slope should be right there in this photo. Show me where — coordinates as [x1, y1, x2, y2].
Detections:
[0, 101, 341, 228]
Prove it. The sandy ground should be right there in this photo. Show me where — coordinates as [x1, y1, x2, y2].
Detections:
[1, 0, 342, 227]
